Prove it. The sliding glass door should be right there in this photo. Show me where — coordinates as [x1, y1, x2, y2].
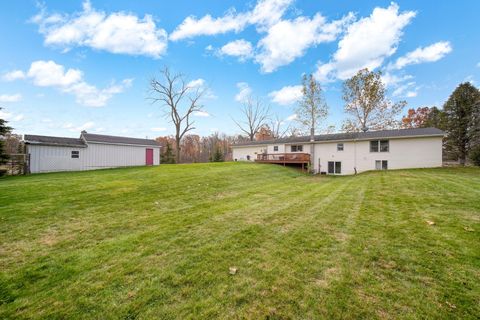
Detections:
[328, 161, 341, 174]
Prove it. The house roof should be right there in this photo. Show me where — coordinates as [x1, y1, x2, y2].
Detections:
[24, 134, 87, 147]
[24, 132, 161, 147]
[232, 127, 445, 147]
[81, 133, 161, 147]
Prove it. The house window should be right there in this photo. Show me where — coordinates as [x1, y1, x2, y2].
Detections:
[246, 155, 251, 161]
[291, 145, 303, 152]
[370, 140, 389, 152]
[273, 146, 279, 151]
[337, 143, 344, 151]
[375, 160, 388, 170]
[71, 151, 79, 159]
[328, 161, 342, 174]
[380, 140, 389, 152]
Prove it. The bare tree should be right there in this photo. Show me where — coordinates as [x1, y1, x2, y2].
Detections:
[342, 68, 406, 132]
[233, 96, 270, 141]
[270, 115, 291, 139]
[149, 67, 205, 163]
[296, 74, 328, 173]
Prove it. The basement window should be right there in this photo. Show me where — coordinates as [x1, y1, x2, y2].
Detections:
[337, 143, 344, 151]
[291, 145, 303, 152]
[375, 160, 388, 170]
[71, 151, 79, 159]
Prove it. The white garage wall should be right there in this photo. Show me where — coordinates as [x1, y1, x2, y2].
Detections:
[232, 145, 267, 161]
[28, 143, 160, 173]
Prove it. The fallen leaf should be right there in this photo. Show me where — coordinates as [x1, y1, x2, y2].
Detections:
[445, 301, 456, 309]
[464, 226, 474, 232]
[426, 220, 435, 226]
[229, 267, 238, 275]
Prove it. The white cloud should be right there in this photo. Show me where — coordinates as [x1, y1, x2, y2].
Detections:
[27, 60, 83, 87]
[256, 13, 354, 73]
[391, 81, 417, 97]
[219, 39, 253, 61]
[0, 110, 25, 122]
[170, 0, 292, 41]
[0, 94, 22, 103]
[268, 85, 302, 105]
[2, 70, 26, 81]
[286, 114, 297, 121]
[390, 41, 452, 70]
[193, 111, 210, 117]
[32, 0, 168, 58]
[381, 72, 413, 88]
[151, 127, 167, 132]
[187, 78, 206, 88]
[8, 60, 131, 107]
[63, 121, 95, 132]
[315, 3, 416, 81]
[235, 82, 252, 102]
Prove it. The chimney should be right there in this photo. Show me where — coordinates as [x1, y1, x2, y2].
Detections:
[81, 130, 87, 134]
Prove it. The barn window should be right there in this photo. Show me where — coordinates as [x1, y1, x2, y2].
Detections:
[71, 151, 79, 158]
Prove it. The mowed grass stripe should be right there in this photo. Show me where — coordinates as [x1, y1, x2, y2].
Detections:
[0, 163, 479, 319]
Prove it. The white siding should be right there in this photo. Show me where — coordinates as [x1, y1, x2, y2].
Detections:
[232, 145, 267, 161]
[232, 136, 443, 175]
[27, 143, 160, 173]
[313, 137, 443, 174]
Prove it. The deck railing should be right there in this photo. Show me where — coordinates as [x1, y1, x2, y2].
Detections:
[256, 153, 310, 162]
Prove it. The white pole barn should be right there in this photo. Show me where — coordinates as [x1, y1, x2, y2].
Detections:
[24, 131, 161, 173]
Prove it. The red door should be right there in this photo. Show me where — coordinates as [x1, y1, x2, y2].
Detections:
[146, 148, 154, 165]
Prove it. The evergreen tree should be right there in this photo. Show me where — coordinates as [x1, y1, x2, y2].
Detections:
[424, 107, 446, 129]
[0, 108, 12, 165]
[210, 146, 224, 162]
[160, 141, 176, 164]
[443, 82, 480, 165]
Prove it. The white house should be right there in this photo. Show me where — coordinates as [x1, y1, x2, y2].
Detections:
[232, 127, 444, 175]
[24, 131, 161, 173]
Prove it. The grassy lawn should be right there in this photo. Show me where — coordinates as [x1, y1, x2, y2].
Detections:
[0, 163, 479, 319]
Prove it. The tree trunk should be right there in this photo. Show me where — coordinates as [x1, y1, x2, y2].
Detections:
[310, 127, 315, 174]
[175, 136, 181, 164]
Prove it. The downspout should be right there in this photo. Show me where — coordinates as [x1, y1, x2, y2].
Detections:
[354, 138, 357, 175]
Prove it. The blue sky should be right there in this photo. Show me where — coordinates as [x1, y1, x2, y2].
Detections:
[0, 0, 478, 138]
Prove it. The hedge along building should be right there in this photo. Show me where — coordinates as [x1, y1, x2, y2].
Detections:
[24, 131, 161, 173]
[231, 127, 444, 175]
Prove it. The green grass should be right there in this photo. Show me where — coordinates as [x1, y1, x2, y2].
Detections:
[0, 163, 479, 319]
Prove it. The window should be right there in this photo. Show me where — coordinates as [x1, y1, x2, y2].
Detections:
[273, 146, 279, 151]
[71, 150, 79, 159]
[328, 161, 342, 174]
[370, 140, 389, 152]
[337, 143, 344, 151]
[380, 140, 389, 152]
[291, 145, 303, 152]
[375, 160, 388, 170]
[246, 155, 251, 161]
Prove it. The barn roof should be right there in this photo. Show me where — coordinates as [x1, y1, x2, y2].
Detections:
[24, 132, 161, 147]
[232, 127, 444, 147]
[81, 133, 161, 147]
[24, 134, 86, 147]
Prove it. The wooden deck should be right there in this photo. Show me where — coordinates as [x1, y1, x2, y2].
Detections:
[255, 153, 310, 164]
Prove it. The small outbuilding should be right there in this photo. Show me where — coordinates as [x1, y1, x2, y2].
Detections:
[24, 131, 161, 173]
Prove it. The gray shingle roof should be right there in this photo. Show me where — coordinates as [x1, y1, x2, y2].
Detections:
[82, 133, 161, 147]
[24, 134, 86, 147]
[233, 127, 444, 146]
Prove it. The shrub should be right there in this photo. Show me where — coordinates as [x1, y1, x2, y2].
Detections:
[469, 146, 480, 166]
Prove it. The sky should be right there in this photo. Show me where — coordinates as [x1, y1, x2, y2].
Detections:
[0, 0, 479, 139]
